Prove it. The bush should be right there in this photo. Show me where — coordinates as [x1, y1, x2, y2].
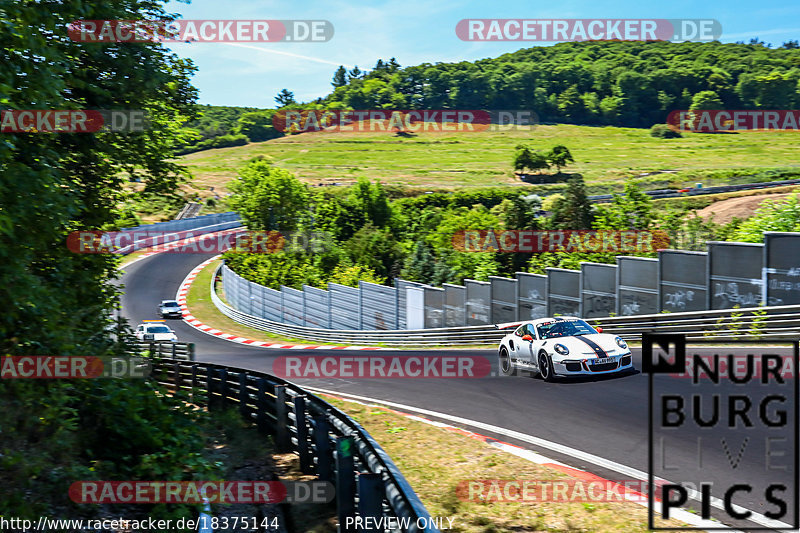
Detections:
[650, 124, 682, 139]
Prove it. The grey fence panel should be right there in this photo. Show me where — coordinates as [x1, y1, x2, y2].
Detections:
[708, 241, 764, 309]
[617, 256, 659, 316]
[360, 281, 398, 330]
[423, 287, 445, 329]
[329, 283, 361, 330]
[517, 272, 547, 320]
[659, 250, 708, 313]
[490, 276, 518, 324]
[281, 286, 304, 326]
[465, 280, 491, 326]
[765, 232, 800, 306]
[249, 281, 265, 319]
[580, 263, 617, 319]
[263, 286, 283, 322]
[443, 284, 467, 327]
[395, 279, 426, 329]
[303, 285, 330, 328]
[222, 265, 248, 314]
[546, 268, 581, 317]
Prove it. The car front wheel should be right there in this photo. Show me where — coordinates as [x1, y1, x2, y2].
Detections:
[538, 351, 556, 382]
[499, 347, 516, 376]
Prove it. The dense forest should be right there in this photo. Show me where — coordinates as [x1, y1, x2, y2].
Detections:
[309, 41, 800, 128]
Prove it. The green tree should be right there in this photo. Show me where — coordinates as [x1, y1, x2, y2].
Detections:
[593, 181, 656, 230]
[275, 88, 296, 107]
[513, 145, 550, 174]
[400, 242, 453, 285]
[547, 145, 575, 173]
[332, 65, 348, 87]
[1, 0, 219, 522]
[548, 175, 593, 229]
[348, 65, 363, 80]
[229, 160, 310, 231]
[233, 110, 281, 142]
[732, 193, 800, 242]
[689, 90, 724, 110]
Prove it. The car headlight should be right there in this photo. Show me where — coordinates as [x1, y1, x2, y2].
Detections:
[615, 336, 628, 349]
[554, 343, 569, 355]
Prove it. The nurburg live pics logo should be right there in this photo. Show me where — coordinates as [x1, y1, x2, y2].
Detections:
[643, 333, 799, 530]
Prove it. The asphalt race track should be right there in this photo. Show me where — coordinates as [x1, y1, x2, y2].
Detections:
[120, 251, 797, 529]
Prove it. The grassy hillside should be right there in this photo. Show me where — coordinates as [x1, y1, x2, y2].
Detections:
[178, 124, 800, 195]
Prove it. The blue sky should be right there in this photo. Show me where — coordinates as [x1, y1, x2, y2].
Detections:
[163, 0, 800, 107]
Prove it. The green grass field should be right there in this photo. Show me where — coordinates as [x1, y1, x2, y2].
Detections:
[178, 124, 800, 194]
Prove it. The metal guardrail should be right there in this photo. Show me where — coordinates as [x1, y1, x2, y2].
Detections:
[133, 341, 195, 360]
[588, 176, 800, 203]
[210, 263, 800, 345]
[146, 357, 440, 533]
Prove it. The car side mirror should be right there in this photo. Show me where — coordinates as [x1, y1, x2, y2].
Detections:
[143, 333, 155, 340]
[522, 334, 533, 341]
[596, 327, 603, 333]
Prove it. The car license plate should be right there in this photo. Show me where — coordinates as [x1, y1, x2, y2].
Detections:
[591, 357, 614, 365]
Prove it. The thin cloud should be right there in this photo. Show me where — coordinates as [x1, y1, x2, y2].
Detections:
[218, 42, 353, 68]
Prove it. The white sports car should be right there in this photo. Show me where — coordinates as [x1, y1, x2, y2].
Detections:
[496, 316, 634, 381]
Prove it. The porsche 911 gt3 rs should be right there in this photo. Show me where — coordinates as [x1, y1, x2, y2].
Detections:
[496, 316, 634, 381]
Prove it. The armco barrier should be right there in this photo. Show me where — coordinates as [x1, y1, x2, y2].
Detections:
[144, 355, 439, 533]
[211, 263, 800, 345]
[116, 212, 242, 255]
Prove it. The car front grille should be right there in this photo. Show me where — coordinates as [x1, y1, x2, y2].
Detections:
[564, 362, 582, 372]
[588, 361, 619, 372]
[620, 355, 632, 366]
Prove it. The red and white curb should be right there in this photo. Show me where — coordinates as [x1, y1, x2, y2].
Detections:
[176, 256, 389, 351]
[305, 387, 783, 532]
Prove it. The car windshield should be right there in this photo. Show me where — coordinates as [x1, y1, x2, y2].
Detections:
[147, 326, 171, 333]
[163, 302, 179, 307]
[537, 319, 596, 339]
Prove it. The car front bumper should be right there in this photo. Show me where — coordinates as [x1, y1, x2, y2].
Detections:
[553, 353, 634, 376]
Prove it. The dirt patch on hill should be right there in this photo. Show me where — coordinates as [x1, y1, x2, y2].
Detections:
[697, 193, 793, 224]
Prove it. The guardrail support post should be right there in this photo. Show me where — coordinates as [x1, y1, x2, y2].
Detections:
[294, 395, 312, 474]
[219, 368, 229, 407]
[274, 385, 291, 453]
[357, 473, 383, 531]
[173, 361, 180, 390]
[313, 416, 333, 482]
[238, 373, 249, 418]
[188, 343, 196, 362]
[206, 367, 215, 409]
[191, 365, 198, 402]
[256, 379, 269, 433]
[336, 436, 357, 532]
[171, 343, 177, 359]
